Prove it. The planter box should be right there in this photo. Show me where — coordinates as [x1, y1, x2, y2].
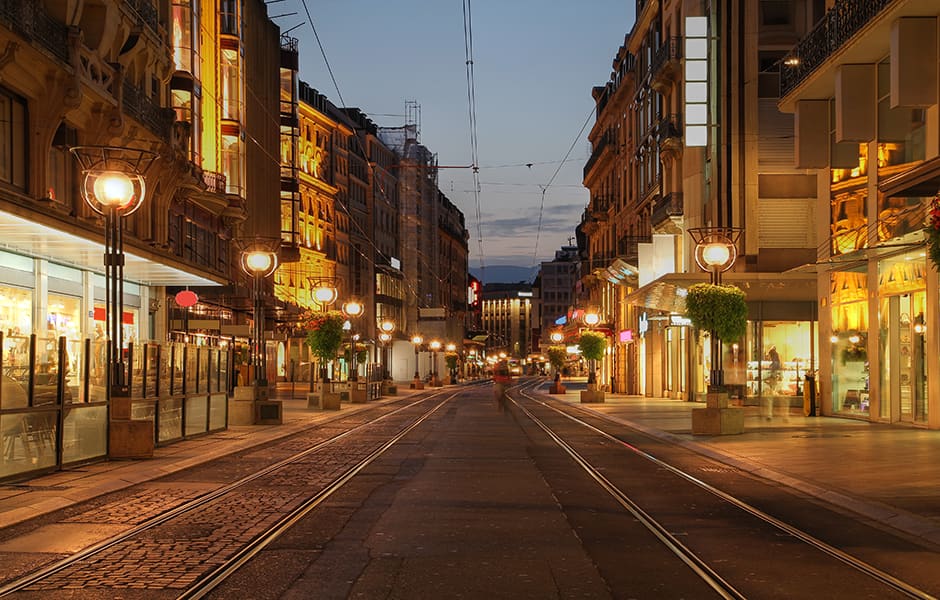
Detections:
[309, 391, 341, 410]
[580, 389, 605, 403]
[691, 406, 744, 435]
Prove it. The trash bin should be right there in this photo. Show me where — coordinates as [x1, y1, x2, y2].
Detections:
[803, 374, 816, 416]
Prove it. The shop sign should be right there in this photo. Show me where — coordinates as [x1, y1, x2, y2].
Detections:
[619, 330, 633, 343]
[669, 315, 692, 327]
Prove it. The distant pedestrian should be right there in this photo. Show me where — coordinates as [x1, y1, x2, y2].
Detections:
[764, 346, 783, 421]
[493, 360, 512, 412]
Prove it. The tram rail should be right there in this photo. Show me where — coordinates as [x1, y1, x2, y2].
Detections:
[509, 380, 937, 600]
[0, 387, 467, 597]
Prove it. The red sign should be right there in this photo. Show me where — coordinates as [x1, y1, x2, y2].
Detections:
[175, 290, 199, 307]
[93, 308, 135, 324]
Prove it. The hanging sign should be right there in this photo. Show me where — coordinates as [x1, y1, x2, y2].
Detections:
[175, 290, 199, 308]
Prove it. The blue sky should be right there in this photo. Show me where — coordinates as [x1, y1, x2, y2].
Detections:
[278, 1, 635, 268]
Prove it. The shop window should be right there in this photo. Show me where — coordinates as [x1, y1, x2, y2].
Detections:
[831, 269, 870, 414]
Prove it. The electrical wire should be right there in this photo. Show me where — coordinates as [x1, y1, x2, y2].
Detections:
[531, 105, 595, 268]
[462, 0, 486, 280]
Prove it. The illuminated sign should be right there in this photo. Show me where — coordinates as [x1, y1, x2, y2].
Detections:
[467, 280, 481, 308]
[390, 257, 401, 270]
[670, 315, 692, 327]
[619, 330, 633, 343]
[517, 291, 533, 297]
[684, 16, 709, 147]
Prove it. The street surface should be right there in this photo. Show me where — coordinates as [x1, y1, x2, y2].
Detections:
[0, 380, 937, 599]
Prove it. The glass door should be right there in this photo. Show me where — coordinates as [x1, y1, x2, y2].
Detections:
[881, 292, 927, 424]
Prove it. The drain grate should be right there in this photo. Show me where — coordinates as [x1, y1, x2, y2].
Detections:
[699, 465, 738, 474]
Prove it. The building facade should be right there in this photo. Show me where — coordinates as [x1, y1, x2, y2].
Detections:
[582, 0, 821, 403]
[780, 0, 940, 428]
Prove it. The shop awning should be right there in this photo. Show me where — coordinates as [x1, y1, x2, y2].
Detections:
[624, 271, 817, 314]
[879, 155, 940, 198]
[0, 209, 224, 287]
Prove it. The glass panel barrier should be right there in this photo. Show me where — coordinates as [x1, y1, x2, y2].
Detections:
[158, 398, 183, 443]
[62, 404, 107, 464]
[184, 346, 197, 394]
[184, 395, 208, 437]
[1, 409, 57, 477]
[209, 393, 226, 430]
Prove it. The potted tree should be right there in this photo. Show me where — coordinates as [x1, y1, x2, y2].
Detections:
[547, 345, 567, 394]
[685, 282, 748, 434]
[445, 352, 459, 385]
[578, 331, 607, 403]
[304, 311, 346, 410]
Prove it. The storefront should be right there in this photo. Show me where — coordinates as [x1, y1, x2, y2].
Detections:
[626, 272, 818, 403]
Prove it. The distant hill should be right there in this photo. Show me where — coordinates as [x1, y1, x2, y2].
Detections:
[470, 265, 539, 284]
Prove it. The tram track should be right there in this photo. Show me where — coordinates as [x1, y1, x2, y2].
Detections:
[0, 386, 468, 597]
[510, 380, 938, 600]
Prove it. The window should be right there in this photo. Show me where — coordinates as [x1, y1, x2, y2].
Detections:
[760, 0, 792, 27]
[0, 88, 27, 189]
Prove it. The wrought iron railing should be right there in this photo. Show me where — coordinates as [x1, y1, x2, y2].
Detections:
[650, 37, 682, 80]
[652, 192, 684, 226]
[124, 0, 159, 33]
[584, 129, 615, 179]
[780, 0, 897, 97]
[0, 0, 69, 63]
[657, 114, 683, 145]
[123, 80, 174, 140]
[202, 170, 227, 194]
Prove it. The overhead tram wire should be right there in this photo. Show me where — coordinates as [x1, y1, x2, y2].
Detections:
[294, 0, 455, 305]
[462, 0, 486, 279]
[531, 105, 595, 268]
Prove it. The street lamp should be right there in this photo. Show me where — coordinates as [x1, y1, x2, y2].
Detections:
[429, 340, 441, 386]
[379, 320, 395, 380]
[411, 335, 424, 389]
[342, 300, 363, 381]
[689, 227, 741, 389]
[241, 247, 278, 398]
[445, 342, 457, 383]
[71, 146, 157, 399]
[582, 310, 602, 384]
[550, 331, 564, 344]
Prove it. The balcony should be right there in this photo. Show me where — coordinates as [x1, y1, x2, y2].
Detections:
[650, 37, 682, 93]
[0, 0, 69, 63]
[123, 80, 174, 140]
[651, 193, 684, 229]
[583, 130, 616, 180]
[780, 0, 896, 98]
[656, 114, 683, 159]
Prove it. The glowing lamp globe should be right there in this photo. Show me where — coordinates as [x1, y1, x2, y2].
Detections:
[584, 312, 600, 326]
[411, 335, 423, 345]
[313, 285, 337, 306]
[380, 332, 391, 343]
[343, 300, 363, 318]
[701, 242, 732, 269]
[93, 171, 136, 208]
[380, 320, 395, 333]
[430, 340, 441, 351]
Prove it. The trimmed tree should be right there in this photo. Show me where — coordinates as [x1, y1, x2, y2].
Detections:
[684, 283, 748, 342]
[578, 331, 607, 385]
[547, 345, 567, 380]
[304, 311, 346, 387]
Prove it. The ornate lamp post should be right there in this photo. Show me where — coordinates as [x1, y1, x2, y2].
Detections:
[342, 300, 363, 381]
[429, 340, 441, 386]
[689, 227, 741, 389]
[445, 342, 457, 384]
[379, 320, 395, 381]
[411, 335, 424, 389]
[583, 310, 601, 384]
[241, 247, 278, 399]
[71, 146, 157, 400]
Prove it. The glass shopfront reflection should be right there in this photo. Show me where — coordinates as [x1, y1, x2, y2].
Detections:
[878, 252, 927, 424]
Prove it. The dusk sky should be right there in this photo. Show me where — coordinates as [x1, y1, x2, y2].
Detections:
[278, 1, 635, 270]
